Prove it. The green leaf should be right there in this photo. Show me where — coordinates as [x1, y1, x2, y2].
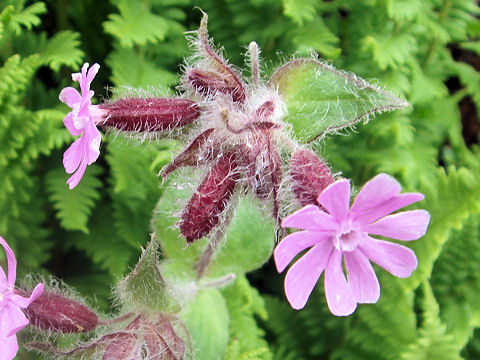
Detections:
[181, 288, 230, 360]
[268, 58, 409, 143]
[40, 31, 84, 72]
[46, 166, 102, 234]
[282, 0, 316, 25]
[116, 239, 180, 313]
[103, 0, 169, 48]
[208, 196, 275, 277]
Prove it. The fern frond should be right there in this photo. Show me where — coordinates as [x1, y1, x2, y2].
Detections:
[399, 282, 462, 360]
[3, 2, 46, 34]
[222, 276, 272, 360]
[40, 31, 84, 71]
[46, 166, 102, 234]
[282, 0, 317, 26]
[103, 0, 169, 48]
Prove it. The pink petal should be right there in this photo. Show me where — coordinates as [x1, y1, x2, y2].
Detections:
[0, 334, 19, 360]
[0, 237, 16, 288]
[359, 236, 418, 278]
[63, 138, 83, 174]
[0, 303, 29, 337]
[352, 193, 425, 227]
[86, 63, 100, 84]
[10, 283, 44, 308]
[59, 87, 81, 108]
[274, 231, 332, 273]
[362, 210, 430, 241]
[317, 179, 351, 222]
[344, 250, 380, 304]
[83, 120, 101, 165]
[284, 241, 334, 310]
[63, 113, 83, 136]
[324, 249, 357, 316]
[350, 173, 401, 214]
[0, 267, 6, 290]
[282, 204, 338, 232]
[66, 161, 87, 190]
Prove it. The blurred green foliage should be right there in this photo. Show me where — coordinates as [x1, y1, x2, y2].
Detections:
[2, 0, 480, 359]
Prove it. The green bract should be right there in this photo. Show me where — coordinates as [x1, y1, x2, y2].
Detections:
[269, 58, 409, 142]
[116, 240, 180, 314]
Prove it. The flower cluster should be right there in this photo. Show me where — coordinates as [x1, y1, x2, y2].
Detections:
[0, 237, 43, 360]
[54, 13, 431, 324]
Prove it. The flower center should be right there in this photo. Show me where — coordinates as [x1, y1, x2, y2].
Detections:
[333, 230, 361, 252]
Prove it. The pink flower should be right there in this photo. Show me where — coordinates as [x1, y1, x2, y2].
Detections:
[59, 63, 103, 189]
[0, 237, 44, 360]
[274, 173, 430, 316]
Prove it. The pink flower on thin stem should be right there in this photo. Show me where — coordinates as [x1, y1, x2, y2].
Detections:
[59, 62, 104, 189]
[274, 173, 430, 316]
[0, 237, 44, 360]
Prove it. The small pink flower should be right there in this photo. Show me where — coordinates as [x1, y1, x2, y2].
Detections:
[274, 173, 430, 316]
[0, 237, 44, 360]
[59, 63, 103, 189]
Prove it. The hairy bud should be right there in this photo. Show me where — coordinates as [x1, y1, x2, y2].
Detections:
[186, 69, 246, 103]
[162, 128, 217, 178]
[180, 152, 239, 242]
[290, 149, 334, 206]
[103, 317, 142, 360]
[98, 98, 200, 132]
[144, 316, 186, 360]
[21, 290, 98, 333]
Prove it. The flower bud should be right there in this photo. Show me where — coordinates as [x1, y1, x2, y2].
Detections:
[21, 290, 98, 333]
[180, 151, 239, 242]
[144, 316, 186, 360]
[98, 98, 200, 132]
[186, 69, 246, 102]
[290, 149, 334, 206]
[162, 128, 217, 178]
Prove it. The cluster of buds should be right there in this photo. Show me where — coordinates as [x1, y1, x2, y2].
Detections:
[23, 288, 189, 359]
[60, 13, 336, 244]
[55, 11, 430, 324]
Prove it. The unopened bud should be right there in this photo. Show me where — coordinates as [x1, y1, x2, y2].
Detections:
[180, 152, 239, 242]
[21, 290, 98, 333]
[290, 149, 334, 206]
[162, 128, 217, 178]
[186, 69, 246, 102]
[98, 98, 200, 132]
[144, 316, 185, 360]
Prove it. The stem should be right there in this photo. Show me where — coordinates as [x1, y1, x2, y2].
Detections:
[195, 206, 235, 278]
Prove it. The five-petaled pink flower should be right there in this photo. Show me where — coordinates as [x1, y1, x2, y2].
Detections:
[0, 237, 44, 360]
[274, 173, 430, 316]
[59, 62, 103, 189]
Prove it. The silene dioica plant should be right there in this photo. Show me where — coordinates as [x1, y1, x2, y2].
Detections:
[0, 13, 430, 360]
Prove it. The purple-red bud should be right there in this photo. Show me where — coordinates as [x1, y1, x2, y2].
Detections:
[290, 149, 334, 206]
[162, 128, 217, 178]
[186, 69, 246, 103]
[98, 98, 200, 132]
[144, 317, 185, 360]
[256, 100, 275, 119]
[180, 151, 239, 242]
[21, 290, 99, 333]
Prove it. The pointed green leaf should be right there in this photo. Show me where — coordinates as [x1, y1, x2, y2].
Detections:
[269, 58, 409, 142]
[116, 239, 180, 313]
[181, 288, 230, 360]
